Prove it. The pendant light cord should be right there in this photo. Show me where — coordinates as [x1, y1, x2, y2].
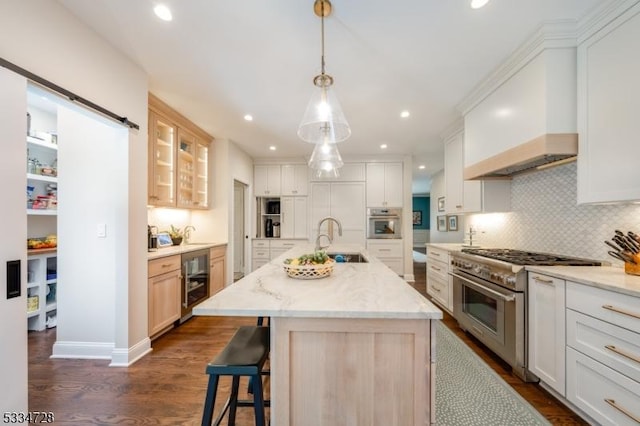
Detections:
[320, 1, 326, 76]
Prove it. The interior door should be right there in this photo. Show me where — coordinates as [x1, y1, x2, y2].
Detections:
[233, 180, 245, 280]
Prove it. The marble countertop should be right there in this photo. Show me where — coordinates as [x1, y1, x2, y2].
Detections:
[147, 242, 227, 260]
[526, 265, 640, 298]
[194, 243, 443, 320]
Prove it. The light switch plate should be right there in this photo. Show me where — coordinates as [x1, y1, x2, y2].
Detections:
[97, 223, 107, 238]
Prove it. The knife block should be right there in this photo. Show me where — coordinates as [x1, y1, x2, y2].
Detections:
[624, 253, 640, 276]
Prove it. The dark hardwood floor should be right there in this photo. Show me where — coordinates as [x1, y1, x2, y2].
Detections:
[27, 259, 586, 425]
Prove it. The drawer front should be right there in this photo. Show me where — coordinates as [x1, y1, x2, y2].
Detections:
[209, 245, 226, 260]
[252, 240, 269, 249]
[567, 309, 640, 383]
[427, 246, 448, 264]
[252, 248, 270, 260]
[567, 347, 640, 426]
[427, 276, 449, 310]
[367, 242, 402, 258]
[270, 248, 289, 260]
[380, 258, 403, 275]
[567, 281, 640, 334]
[148, 255, 181, 277]
[270, 239, 299, 250]
[427, 260, 448, 282]
[252, 258, 269, 271]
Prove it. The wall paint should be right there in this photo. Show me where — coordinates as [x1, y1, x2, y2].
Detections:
[412, 196, 430, 230]
[0, 0, 149, 388]
[467, 162, 640, 264]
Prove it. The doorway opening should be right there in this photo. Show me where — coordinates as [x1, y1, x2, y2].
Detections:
[233, 180, 248, 281]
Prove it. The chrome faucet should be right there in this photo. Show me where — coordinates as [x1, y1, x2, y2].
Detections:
[184, 225, 196, 244]
[316, 216, 342, 251]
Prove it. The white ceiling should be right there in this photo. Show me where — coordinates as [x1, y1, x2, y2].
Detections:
[58, 0, 602, 194]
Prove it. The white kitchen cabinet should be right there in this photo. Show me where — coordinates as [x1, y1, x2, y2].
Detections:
[310, 182, 365, 246]
[366, 239, 403, 275]
[444, 131, 510, 214]
[577, 2, 640, 203]
[251, 239, 302, 271]
[366, 162, 403, 208]
[281, 164, 308, 196]
[309, 162, 365, 182]
[281, 196, 308, 239]
[565, 281, 640, 426]
[254, 165, 281, 196]
[425, 245, 452, 314]
[527, 272, 566, 396]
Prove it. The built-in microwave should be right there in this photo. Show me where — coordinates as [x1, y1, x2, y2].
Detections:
[367, 208, 402, 239]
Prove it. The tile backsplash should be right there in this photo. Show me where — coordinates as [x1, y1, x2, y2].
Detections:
[467, 162, 640, 265]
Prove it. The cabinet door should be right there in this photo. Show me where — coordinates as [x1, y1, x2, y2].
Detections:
[383, 163, 403, 207]
[148, 111, 176, 206]
[148, 269, 181, 336]
[329, 183, 365, 245]
[177, 127, 198, 208]
[209, 254, 225, 296]
[193, 140, 209, 209]
[577, 3, 640, 203]
[528, 273, 566, 396]
[293, 196, 308, 238]
[310, 183, 331, 235]
[444, 132, 464, 213]
[281, 165, 308, 196]
[255, 165, 281, 196]
[281, 197, 295, 238]
[366, 163, 386, 207]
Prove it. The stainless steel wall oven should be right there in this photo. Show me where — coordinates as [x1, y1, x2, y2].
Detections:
[367, 208, 402, 239]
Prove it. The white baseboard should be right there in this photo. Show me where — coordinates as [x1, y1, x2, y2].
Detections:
[51, 340, 113, 360]
[404, 273, 415, 282]
[110, 337, 152, 367]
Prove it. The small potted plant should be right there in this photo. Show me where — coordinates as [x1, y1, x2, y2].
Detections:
[168, 225, 184, 246]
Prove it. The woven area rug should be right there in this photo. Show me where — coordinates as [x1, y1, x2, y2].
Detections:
[436, 321, 550, 425]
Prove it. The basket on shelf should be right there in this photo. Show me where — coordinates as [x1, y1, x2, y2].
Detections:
[283, 259, 335, 280]
[27, 296, 39, 313]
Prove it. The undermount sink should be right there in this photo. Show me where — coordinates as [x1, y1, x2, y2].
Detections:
[327, 253, 369, 263]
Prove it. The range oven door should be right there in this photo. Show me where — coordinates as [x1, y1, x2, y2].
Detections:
[452, 270, 519, 367]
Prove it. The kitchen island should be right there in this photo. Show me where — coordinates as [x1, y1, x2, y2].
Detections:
[194, 243, 442, 425]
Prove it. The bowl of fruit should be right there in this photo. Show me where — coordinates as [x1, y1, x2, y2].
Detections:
[283, 251, 335, 280]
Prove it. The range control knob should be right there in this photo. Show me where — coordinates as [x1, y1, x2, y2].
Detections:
[505, 276, 517, 287]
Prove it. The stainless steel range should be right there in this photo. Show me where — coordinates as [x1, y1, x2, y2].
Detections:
[450, 248, 601, 381]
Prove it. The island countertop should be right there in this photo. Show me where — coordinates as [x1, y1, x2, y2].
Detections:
[193, 243, 442, 320]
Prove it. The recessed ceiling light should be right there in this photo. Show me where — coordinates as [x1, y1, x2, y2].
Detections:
[380, 144, 388, 149]
[400, 110, 410, 118]
[244, 114, 253, 121]
[269, 146, 277, 151]
[470, 0, 490, 9]
[418, 165, 426, 170]
[154, 4, 173, 21]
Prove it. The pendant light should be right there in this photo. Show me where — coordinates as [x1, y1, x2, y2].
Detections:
[298, 0, 351, 145]
[308, 138, 344, 178]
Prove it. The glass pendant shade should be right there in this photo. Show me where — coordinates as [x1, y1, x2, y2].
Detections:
[308, 140, 344, 178]
[298, 83, 351, 144]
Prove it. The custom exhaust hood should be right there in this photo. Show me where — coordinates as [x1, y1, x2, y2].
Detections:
[463, 133, 578, 180]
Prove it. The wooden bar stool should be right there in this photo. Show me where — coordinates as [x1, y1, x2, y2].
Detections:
[202, 326, 270, 426]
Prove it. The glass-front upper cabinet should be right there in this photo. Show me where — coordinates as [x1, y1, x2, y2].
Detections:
[148, 111, 176, 206]
[177, 128, 209, 209]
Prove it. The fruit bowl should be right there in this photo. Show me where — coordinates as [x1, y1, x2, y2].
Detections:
[283, 258, 335, 280]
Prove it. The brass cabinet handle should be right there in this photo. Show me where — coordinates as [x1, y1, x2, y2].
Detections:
[532, 276, 554, 285]
[602, 304, 640, 320]
[604, 344, 640, 364]
[604, 399, 640, 423]
[161, 263, 172, 268]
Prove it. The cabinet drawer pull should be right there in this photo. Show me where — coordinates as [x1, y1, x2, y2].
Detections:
[430, 266, 441, 272]
[161, 263, 173, 268]
[602, 304, 640, 320]
[532, 276, 554, 285]
[431, 252, 440, 257]
[604, 399, 640, 423]
[379, 248, 392, 252]
[604, 344, 640, 364]
[456, 205, 462, 209]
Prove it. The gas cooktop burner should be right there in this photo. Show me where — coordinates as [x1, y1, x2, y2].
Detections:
[460, 248, 602, 266]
